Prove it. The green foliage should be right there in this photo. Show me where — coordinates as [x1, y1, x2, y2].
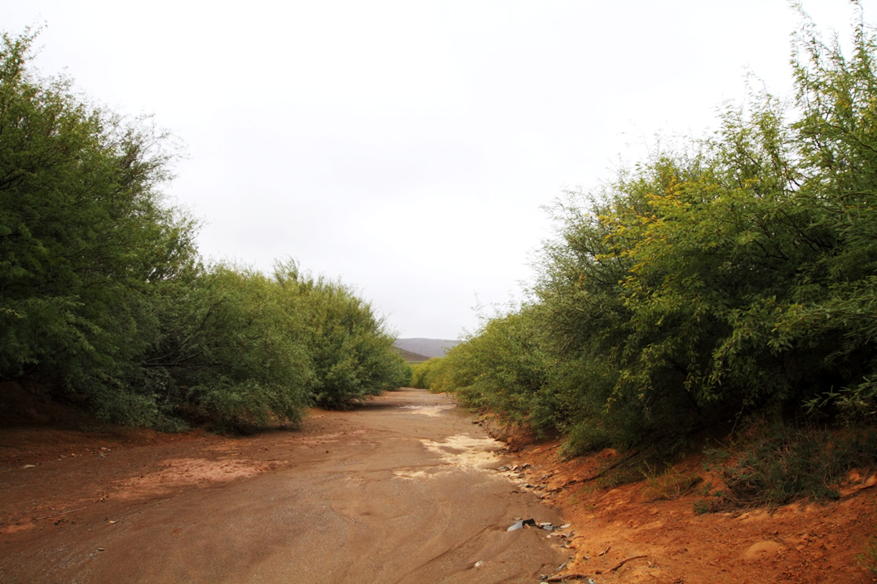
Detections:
[397, 363, 414, 388]
[433, 12, 877, 476]
[717, 423, 877, 507]
[0, 30, 408, 430]
[150, 264, 314, 429]
[272, 260, 410, 409]
[431, 307, 551, 428]
[0, 28, 197, 423]
[691, 422, 877, 511]
[549, 355, 647, 455]
[410, 357, 444, 389]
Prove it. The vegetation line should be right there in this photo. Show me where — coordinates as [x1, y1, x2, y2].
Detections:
[0, 28, 411, 431]
[411, 6, 877, 517]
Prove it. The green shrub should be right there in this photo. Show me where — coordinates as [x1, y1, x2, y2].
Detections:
[431, 12, 877, 470]
[561, 422, 612, 458]
[0, 29, 199, 426]
[430, 307, 550, 428]
[273, 260, 409, 409]
[0, 30, 413, 429]
[716, 423, 877, 507]
[149, 264, 313, 429]
[410, 358, 443, 389]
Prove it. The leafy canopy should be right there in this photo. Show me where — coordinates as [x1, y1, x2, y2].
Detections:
[430, 9, 877, 452]
[0, 30, 409, 430]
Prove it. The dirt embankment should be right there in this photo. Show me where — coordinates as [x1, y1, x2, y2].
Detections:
[482, 421, 877, 584]
[1, 384, 876, 583]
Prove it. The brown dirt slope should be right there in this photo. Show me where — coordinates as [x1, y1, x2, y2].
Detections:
[495, 424, 877, 584]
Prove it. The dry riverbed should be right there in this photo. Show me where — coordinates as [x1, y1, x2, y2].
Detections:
[2, 386, 876, 583]
[0, 388, 568, 583]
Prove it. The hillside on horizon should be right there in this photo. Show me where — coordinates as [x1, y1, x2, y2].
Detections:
[392, 347, 431, 363]
[393, 338, 460, 359]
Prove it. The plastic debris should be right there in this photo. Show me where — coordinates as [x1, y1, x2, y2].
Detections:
[507, 518, 537, 531]
[507, 518, 566, 532]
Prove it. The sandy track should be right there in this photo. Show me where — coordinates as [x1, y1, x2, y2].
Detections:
[0, 388, 567, 583]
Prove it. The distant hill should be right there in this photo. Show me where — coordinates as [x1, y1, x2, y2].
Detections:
[393, 338, 460, 359]
[392, 347, 431, 363]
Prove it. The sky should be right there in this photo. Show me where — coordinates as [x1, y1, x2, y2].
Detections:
[2, 1, 874, 340]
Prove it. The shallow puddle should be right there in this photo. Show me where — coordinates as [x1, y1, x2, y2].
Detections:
[397, 404, 456, 417]
[393, 434, 502, 480]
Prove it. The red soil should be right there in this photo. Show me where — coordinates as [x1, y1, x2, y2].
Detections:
[1, 382, 875, 583]
[500, 428, 877, 583]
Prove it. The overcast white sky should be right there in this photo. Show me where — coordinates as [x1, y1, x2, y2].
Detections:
[3, 1, 874, 339]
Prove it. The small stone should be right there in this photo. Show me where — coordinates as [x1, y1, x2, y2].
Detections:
[474, 561, 485, 568]
[22, 464, 36, 469]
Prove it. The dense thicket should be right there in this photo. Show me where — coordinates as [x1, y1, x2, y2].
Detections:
[433, 14, 877, 454]
[410, 357, 449, 391]
[0, 30, 408, 429]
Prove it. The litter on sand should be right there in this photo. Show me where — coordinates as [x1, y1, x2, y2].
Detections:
[507, 518, 570, 532]
[507, 518, 538, 531]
